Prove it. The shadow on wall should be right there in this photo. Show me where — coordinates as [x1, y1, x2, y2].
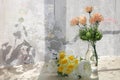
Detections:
[44, 0, 66, 62]
[0, 1, 67, 79]
[103, 30, 120, 35]
[0, 39, 35, 67]
[0, 18, 35, 66]
[38, 0, 66, 79]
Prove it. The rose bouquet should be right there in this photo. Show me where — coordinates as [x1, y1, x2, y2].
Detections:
[70, 6, 104, 66]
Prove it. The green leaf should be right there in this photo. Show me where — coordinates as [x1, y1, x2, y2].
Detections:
[78, 75, 82, 79]
[80, 57, 83, 61]
[81, 36, 88, 40]
[86, 31, 91, 39]
[57, 72, 62, 76]
[95, 31, 103, 41]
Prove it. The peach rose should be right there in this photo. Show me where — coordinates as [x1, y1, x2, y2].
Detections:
[90, 17, 95, 24]
[90, 13, 104, 24]
[85, 6, 93, 13]
[79, 16, 87, 25]
[70, 17, 79, 26]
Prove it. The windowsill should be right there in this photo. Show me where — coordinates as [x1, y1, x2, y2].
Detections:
[0, 56, 120, 80]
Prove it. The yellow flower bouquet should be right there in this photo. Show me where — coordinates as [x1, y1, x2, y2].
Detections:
[54, 51, 91, 80]
[57, 51, 79, 77]
[47, 51, 91, 80]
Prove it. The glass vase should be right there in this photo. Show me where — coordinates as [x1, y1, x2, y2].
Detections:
[85, 42, 95, 62]
[90, 65, 99, 80]
[85, 42, 99, 80]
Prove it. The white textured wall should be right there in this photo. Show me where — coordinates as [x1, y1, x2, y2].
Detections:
[0, 0, 46, 66]
[0, 0, 65, 66]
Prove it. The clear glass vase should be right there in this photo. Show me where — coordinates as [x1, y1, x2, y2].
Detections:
[85, 42, 95, 62]
[90, 65, 99, 80]
[85, 42, 99, 80]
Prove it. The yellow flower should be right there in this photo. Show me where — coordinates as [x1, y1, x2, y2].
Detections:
[85, 6, 93, 13]
[70, 17, 79, 26]
[58, 66, 64, 72]
[58, 59, 62, 64]
[65, 69, 72, 74]
[57, 52, 80, 75]
[79, 16, 87, 26]
[67, 64, 74, 70]
[68, 55, 74, 61]
[74, 59, 79, 64]
[59, 51, 65, 59]
[61, 58, 68, 64]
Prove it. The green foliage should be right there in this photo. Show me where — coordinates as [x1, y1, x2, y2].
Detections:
[57, 71, 68, 77]
[80, 57, 83, 61]
[78, 75, 82, 79]
[79, 26, 103, 42]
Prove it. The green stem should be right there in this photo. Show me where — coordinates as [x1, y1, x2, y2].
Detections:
[89, 13, 91, 19]
[92, 42, 98, 66]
